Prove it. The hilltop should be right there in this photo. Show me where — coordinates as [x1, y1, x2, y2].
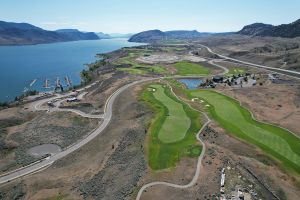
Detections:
[238, 18, 300, 38]
[0, 21, 99, 45]
[128, 29, 214, 43]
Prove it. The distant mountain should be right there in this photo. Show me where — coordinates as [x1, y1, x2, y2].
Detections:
[238, 19, 300, 38]
[129, 30, 166, 42]
[109, 33, 134, 38]
[0, 21, 99, 45]
[96, 32, 112, 39]
[55, 29, 99, 40]
[128, 29, 217, 43]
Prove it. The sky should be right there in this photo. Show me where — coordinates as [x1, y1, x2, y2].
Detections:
[0, 0, 299, 33]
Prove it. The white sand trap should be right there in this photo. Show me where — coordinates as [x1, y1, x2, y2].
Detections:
[191, 98, 199, 102]
[27, 144, 62, 158]
[200, 100, 204, 103]
[205, 104, 210, 107]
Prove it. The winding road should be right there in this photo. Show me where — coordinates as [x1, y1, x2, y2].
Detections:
[0, 78, 157, 184]
[199, 44, 300, 80]
[2, 44, 296, 199]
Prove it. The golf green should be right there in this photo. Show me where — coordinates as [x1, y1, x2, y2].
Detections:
[191, 90, 300, 173]
[142, 84, 202, 170]
[152, 84, 191, 143]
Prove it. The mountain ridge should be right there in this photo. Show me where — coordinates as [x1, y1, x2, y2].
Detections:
[128, 29, 217, 43]
[0, 21, 99, 45]
[238, 19, 300, 38]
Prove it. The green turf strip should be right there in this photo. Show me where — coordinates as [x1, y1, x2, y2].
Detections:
[152, 84, 191, 143]
[191, 90, 300, 173]
[173, 61, 210, 76]
[142, 84, 202, 170]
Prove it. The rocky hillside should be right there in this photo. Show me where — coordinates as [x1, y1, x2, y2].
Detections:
[238, 19, 300, 38]
[0, 21, 99, 45]
[128, 29, 212, 43]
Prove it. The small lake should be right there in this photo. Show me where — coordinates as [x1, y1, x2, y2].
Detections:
[0, 38, 142, 102]
[178, 79, 203, 89]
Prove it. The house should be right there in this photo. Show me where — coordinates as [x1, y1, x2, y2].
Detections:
[212, 76, 223, 83]
[66, 97, 79, 102]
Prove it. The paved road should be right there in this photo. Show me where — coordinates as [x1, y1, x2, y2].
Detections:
[200, 44, 300, 80]
[0, 78, 156, 184]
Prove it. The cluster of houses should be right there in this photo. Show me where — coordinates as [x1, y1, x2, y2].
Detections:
[200, 73, 257, 88]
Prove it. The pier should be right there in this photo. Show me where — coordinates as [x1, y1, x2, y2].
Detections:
[64, 76, 72, 86]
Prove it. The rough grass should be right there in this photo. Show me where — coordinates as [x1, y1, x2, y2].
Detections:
[191, 90, 300, 174]
[151, 84, 190, 143]
[227, 68, 245, 75]
[118, 67, 146, 75]
[115, 51, 168, 75]
[118, 65, 167, 75]
[173, 61, 210, 76]
[141, 84, 202, 170]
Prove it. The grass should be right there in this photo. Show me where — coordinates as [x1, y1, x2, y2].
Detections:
[118, 65, 167, 75]
[190, 90, 300, 174]
[114, 51, 168, 75]
[141, 84, 202, 170]
[151, 84, 191, 143]
[118, 67, 146, 75]
[227, 68, 245, 76]
[173, 61, 210, 76]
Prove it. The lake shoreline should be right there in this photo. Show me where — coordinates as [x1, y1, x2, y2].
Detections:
[0, 38, 141, 102]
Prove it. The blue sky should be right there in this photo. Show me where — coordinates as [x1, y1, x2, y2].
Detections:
[1, 0, 299, 33]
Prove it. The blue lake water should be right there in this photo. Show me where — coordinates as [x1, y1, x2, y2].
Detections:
[178, 79, 203, 89]
[0, 38, 142, 102]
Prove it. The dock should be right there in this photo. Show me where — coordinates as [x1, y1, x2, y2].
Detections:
[55, 77, 61, 87]
[43, 79, 50, 88]
[64, 76, 72, 86]
[29, 79, 37, 87]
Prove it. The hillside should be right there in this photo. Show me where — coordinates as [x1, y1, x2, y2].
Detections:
[0, 21, 99, 45]
[238, 18, 300, 38]
[56, 29, 99, 40]
[128, 29, 212, 43]
[96, 32, 112, 39]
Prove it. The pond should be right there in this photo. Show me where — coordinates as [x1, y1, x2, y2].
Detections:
[178, 78, 203, 89]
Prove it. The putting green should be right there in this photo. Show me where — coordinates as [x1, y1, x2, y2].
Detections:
[152, 84, 191, 143]
[173, 61, 210, 76]
[191, 90, 300, 173]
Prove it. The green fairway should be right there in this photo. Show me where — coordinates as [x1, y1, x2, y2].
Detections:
[142, 84, 202, 170]
[173, 61, 210, 76]
[152, 84, 190, 143]
[191, 90, 300, 173]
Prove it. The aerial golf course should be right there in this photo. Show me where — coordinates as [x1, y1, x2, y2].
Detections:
[190, 90, 300, 174]
[142, 84, 202, 170]
[141, 77, 300, 175]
